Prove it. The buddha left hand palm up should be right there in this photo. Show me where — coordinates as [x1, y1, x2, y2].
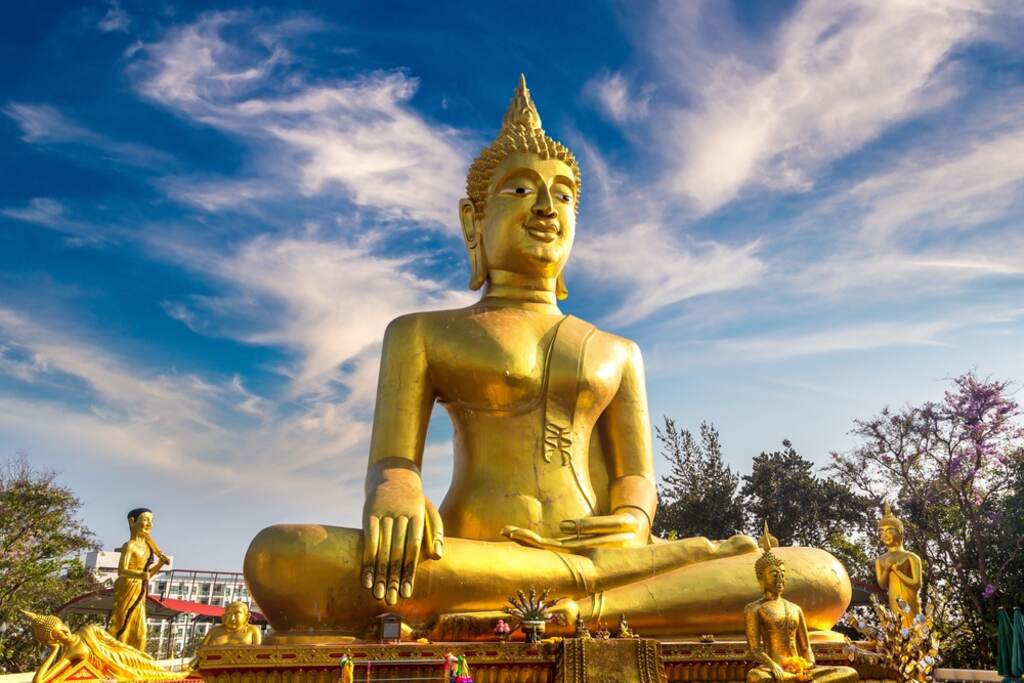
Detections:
[501, 511, 647, 551]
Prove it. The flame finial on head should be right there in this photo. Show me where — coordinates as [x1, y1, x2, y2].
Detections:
[502, 73, 543, 132]
[465, 74, 581, 219]
[754, 521, 783, 578]
[879, 501, 905, 534]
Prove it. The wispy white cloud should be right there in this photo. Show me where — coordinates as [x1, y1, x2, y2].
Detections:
[570, 138, 765, 325]
[648, 0, 983, 214]
[0, 304, 375, 514]
[155, 233, 474, 397]
[98, 0, 130, 33]
[3, 102, 172, 169]
[575, 222, 765, 326]
[585, 71, 652, 125]
[130, 12, 471, 227]
[1, 197, 105, 245]
[844, 119, 1024, 243]
[698, 305, 1024, 364]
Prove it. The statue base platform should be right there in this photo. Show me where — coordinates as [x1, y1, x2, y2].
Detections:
[195, 639, 898, 683]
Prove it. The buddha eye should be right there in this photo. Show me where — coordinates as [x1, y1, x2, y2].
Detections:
[555, 192, 573, 204]
[500, 185, 534, 197]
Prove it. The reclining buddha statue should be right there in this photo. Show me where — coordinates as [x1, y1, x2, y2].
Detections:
[244, 75, 852, 642]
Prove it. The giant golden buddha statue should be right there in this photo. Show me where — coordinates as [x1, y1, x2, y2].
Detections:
[244, 76, 851, 641]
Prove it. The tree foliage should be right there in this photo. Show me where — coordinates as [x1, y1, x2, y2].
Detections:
[741, 440, 874, 579]
[829, 372, 1024, 668]
[0, 455, 101, 674]
[653, 420, 745, 540]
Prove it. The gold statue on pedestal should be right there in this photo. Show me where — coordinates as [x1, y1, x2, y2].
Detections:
[201, 601, 262, 646]
[874, 503, 922, 627]
[108, 508, 169, 651]
[744, 526, 858, 683]
[20, 610, 185, 683]
[243, 75, 852, 641]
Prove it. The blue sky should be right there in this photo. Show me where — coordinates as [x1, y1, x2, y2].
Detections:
[2, 1, 1023, 570]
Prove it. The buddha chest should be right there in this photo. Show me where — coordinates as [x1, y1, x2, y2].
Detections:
[428, 307, 620, 416]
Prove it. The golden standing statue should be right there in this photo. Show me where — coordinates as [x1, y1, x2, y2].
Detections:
[201, 601, 262, 646]
[244, 75, 852, 641]
[20, 610, 184, 683]
[108, 508, 168, 651]
[744, 526, 858, 683]
[874, 503, 922, 627]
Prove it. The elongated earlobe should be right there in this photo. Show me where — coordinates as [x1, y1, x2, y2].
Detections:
[556, 271, 568, 300]
[459, 199, 488, 290]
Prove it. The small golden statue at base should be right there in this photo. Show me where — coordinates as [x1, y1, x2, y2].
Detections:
[574, 613, 591, 639]
[616, 614, 637, 639]
[874, 503, 922, 628]
[20, 610, 185, 683]
[108, 508, 169, 651]
[744, 525, 858, 683]
[201, 601, 262, 646]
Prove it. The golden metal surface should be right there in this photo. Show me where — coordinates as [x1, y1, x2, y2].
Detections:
[243, 75, 852, 641]
[744, 527, 858, 683]
[108, 508, 169, 651]
[20, 610, 185, 683]
[874, 503, 922, 627]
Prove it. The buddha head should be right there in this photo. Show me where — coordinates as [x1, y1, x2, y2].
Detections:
[878, 502, 905, 549]
[460, 75, 581, 299]
[754, 522, 786, 596]
[127, 507, 153, 537]
[222, 601, 250, 632]
[20, 610, 72, 647]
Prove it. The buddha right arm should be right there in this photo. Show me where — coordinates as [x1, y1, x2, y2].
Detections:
[362, 315, 443, 606]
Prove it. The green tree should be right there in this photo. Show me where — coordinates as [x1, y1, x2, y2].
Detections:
[741, 440, 873, 580]
[829, 372, 1024, 668]
[653, 419, 745, 540]
[0, 455, 100, 674]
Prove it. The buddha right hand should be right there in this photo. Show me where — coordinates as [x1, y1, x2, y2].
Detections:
[362, 459, 444, 606]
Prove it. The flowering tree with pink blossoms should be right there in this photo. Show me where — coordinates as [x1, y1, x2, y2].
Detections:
[830, 372, 1024, 667]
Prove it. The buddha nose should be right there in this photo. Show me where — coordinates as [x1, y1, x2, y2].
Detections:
[532, 183, 556, 218]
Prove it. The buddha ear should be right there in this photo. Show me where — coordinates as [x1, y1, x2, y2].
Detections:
[556, 272, 568, 300]
[459, 199, 487, 291]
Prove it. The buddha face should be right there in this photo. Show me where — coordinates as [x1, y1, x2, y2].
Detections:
[223, 602, 249, 631]
[130, 511, 154, 537]
[461, 151, 577, 281]
[47, 622, 73, 646]
[879, 523, 902, 548]
[759, 563, 786, 596]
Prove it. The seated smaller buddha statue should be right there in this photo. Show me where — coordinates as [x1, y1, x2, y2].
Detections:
[201, 601, 262, 646]
[744, 525, 858, 683]
[874, 503, 922, 628]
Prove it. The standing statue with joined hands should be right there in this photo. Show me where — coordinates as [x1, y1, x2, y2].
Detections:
[874, 502, 922, 627]
[244, 75, 852, 641]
